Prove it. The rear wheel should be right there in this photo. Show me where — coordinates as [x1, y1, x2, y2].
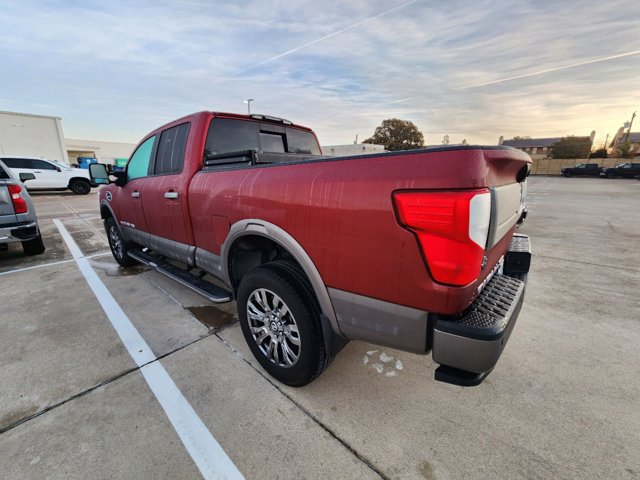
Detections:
[564, 172, 571, 177]
[69, 179, 91, 195]
[105, 217, 138, 267]
[237, 262, 328, 387]
[22, 234, 46, 255]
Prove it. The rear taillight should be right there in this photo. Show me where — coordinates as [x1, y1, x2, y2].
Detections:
[394, 189, 491, 286]
[8, 185, 28, 214]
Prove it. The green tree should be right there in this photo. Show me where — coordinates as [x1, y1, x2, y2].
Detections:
[363, 119, 425, 151]
[618, 142, 633, 159]
[550, 136, 592, 159]
[588, 148, 608, 159]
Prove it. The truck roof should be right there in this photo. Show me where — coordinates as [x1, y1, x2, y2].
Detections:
[147, 111, 315, 138]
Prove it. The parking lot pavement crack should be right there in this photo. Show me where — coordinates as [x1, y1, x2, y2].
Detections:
[0, 333, 215, 436]
[213, 332, 389, 480]
[534, 253, 640, 273]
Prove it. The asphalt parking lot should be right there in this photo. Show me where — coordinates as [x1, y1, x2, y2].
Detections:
[1, 178, 639, 480]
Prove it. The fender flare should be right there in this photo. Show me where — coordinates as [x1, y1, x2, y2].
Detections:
[220, 219, 341, 335]
[99, 199, 126, 239]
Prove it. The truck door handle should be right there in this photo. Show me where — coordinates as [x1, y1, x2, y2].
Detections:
[164, 191, 179, 199]
[131, 191, 140, 198]
[34, 171, 42, 173]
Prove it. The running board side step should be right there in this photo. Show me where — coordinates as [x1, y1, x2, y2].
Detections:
[128, 249, 232, 303]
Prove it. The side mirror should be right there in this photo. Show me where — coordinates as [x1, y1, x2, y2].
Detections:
[19, 172, 36, 182]
[89, 163, 111, 185]
[113, 171, 127, 187]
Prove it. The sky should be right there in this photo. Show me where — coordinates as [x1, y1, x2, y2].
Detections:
[1, 0, 639, 148]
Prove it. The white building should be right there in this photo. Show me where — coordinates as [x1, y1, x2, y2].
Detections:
[322, 143, 385, 157]
[0, 110, 69, 163]
[0, 109, 136, 166]
[65, 138, 136, 166]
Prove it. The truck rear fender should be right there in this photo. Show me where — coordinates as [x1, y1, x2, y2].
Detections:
[220, 219, 341, 336]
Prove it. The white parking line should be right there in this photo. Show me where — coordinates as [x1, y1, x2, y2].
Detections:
[53, 219, 243, 480]
[0, 252, 111, 277]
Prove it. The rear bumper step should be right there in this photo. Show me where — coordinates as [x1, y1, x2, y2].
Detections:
[432, 234, 531, 386]
[128, 249, 232, 304]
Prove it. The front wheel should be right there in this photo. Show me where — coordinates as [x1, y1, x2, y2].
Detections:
[105, 217, 138, 267]
[607, 173, 615, 179]
[563, 172, 571, 177]
[69, 179, 91, 195]
[237, 263, 328, 387]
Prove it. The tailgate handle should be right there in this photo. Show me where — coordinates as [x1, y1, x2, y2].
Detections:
[131, 191, 140, 198]
[164, 191, 179, 199]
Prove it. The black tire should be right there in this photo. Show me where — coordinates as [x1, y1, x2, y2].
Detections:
[105, 217, 138, 267]
[564, 172, 571, 177]
[607, 173, 615, 179]
[69, 178, 91, 195]
[237, 262, 328, 387]
[22, 234, 46, 255]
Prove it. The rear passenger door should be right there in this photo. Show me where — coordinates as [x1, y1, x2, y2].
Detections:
[138, 122, 193, 254]
[30, 159, 67, 188]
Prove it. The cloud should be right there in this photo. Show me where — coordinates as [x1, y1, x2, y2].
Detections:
[0, 0, 638, 146]
[460, 50, 640, 89]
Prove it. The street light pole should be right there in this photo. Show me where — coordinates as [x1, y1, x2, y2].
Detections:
[244, 99, 254, 115]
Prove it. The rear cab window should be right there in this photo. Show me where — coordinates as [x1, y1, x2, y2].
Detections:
[204, 118, 321, 157]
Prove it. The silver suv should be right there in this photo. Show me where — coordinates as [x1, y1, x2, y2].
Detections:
[0, 159, 45, 255]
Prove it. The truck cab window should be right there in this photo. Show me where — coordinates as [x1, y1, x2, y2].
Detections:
[2, 158, 32, 169]
[127, 136, 156, 181]
[259, 132, 285, 153]
[155, 123, 190, 175]
[285, 127, 321, 155]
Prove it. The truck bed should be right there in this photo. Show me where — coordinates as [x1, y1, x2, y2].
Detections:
[189, 145, 529, 315]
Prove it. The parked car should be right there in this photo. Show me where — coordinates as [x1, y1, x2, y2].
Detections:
[0, 159, 45, 255]
[600, 163, 640, 179]
[0, 156, 94, 194]
[561, 163, 602, 177]
[90, 111, 532, 387]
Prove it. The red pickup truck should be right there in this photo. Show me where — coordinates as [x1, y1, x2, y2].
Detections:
[90, 111, 531, 387]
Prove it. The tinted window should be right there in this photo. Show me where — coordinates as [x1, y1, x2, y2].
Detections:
[155, 123, 190, 175]
[127, 136, 156, 181]
[32, 160, 57, 170]
[283, 127, 321, 155]
[205, 119, 321, 156]
[0, 165, 9, 179]
[206, 119, 259, 155]
[260, 132, 285, 153]
[2, 158, 32, 169]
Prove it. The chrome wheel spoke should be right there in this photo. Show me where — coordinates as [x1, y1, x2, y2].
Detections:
[255, 330, 270, 344]
[272, 339, 280, 364]
[282, 340, 298, 366]
[284, 324, 300, 346]
[258, 289, 270, 311]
